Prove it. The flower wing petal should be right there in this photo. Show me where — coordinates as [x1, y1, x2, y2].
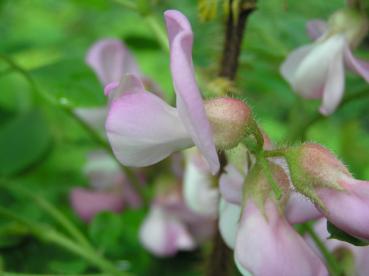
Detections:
[165, 10, 219, 174]
[86, 39, 140, 85]
[106, 85, 192, 167]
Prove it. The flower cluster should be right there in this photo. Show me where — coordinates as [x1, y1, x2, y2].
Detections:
[78, 7, 369, 276]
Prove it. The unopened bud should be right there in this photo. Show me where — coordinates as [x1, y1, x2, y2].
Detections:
[328, 8, 368, 47]
[285, 143, 350, 206]
[204, 97, 251, 150]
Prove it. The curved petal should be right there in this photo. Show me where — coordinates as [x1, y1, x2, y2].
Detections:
[235, 200, 328, 276]
[280, 45, 314, 87]
[106, 83, 193, 167]
[307, 20, 328, 41]
[219, 197, 241, 249]
[285, 192, 323, 224]
[344, 46, 369, 83]
[74, 107, 107, 134]
[70, 188, 124, 223]
[139, 206, 196, 257]
[293, 35, 346, 100]
[317, 177, 369, 240]
[319, 46, 345, 115]
[219, 164, 244, 205]
[183, 151, 218, 217]
[164, 10, 219, 175]
[86, 39, 140, 85]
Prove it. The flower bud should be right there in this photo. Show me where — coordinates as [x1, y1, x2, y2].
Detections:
[328, 8, 368, 47]
[285, 143, 351, 207]
[204, 97, 251, 150]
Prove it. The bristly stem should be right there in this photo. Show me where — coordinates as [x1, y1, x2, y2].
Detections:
[206, 1, 256, 276]
[218, 0, 256, 80]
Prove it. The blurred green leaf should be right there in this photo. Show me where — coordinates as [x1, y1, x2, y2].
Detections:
[31, 58, 105, 107]
[0, 109, 51, 175]
[327, 221, 369, 246]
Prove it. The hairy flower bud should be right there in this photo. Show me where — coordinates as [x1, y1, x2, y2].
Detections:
[286, 143, 369, 240]
[204, 97, 251, 150]
[287, 143, 350, 189]
[328, 8, 368, 47]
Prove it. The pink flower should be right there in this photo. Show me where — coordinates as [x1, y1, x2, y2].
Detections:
[139, 185, 215, 256]
[235, 200, 328, 276]
[105, 10, 219, 174]
[70, 151, 141, 222]
[75, 38, 161, 133]
[285, 143, 369, 240]
[284, 192, 323, 224]
[219, 159, 327, 275]
[280, 9, 369, 115]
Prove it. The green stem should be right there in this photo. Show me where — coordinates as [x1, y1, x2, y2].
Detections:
[0, 54, 148, 207]
[304, 223, 341, 276]
[113, 0, 137, 10]
[2, 182, 93, 251]
[0, 207, 126, 276]
[259, 155, 282, 200]
[288, 89, 369, 142]
[263, 148, 288, 158]
[143, 15, 169, 52]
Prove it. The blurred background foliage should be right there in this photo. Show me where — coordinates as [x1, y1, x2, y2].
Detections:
[0, 0, 368, 275]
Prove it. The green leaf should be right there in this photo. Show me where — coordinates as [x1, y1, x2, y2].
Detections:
[31, 58, 105, 107]
[0, 109, 51, 175]
[327, 221, 369, 246]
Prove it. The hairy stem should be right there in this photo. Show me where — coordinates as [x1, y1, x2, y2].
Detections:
[287, 89, 369, 142]
[218, 0, 256, 80]
[207, 2, 256, 275]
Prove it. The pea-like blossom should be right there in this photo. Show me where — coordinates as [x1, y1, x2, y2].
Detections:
[218, 159, 327, 275]
[280, 9, 369, 115]
[104, 10, 219, 174]
[285, 143, 369, 241]
[75, 38, 161, 133]
[139, 185, 215, 257]
[70, 151, 141, 222]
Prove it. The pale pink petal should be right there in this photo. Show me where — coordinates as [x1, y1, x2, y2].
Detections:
[74, 107, 107, 134]
[354, 246, 369, 276]
[307, 20, 328, 41]
[344, 46, 369, 83]
[183, 151, 218, 217]
[317, 177, 369, 240]
[70, 188, 124, 223]
[235, 200, 328, 276]
[105, 74, 146, 99]
[285, 192, 323, 224]
[106, 88, 192, 167]
[86, 39, 140, 85]
[219, 197, 241, 249]
[219, 164, 244, 205]
[139, 206, 196, 257]
[164, 10, 219, 175]
[280, 45, 314, 87]
[289, 35, 346, 100]
[319, 47, 345, 115]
